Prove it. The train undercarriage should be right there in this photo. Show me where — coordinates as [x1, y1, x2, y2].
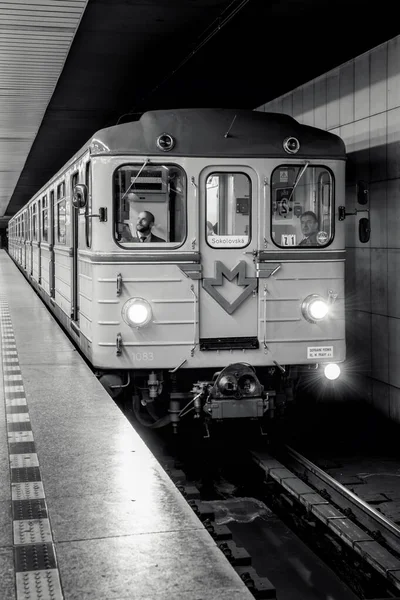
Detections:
[97, 361, 300, 436]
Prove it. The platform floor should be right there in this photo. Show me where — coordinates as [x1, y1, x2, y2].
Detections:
[0, 249, 254, 600]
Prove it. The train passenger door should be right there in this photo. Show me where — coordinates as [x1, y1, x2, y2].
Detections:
[49, 190, 55, 298]
[22, 211, 26, 270]
[71, 172, 79, 322]
[29, 207, 33, 275]
[38, 198, 41, 284]
[199, 167, 259, 345]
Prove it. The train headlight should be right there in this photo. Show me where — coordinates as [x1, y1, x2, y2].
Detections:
[302, 294, 329, 323]
[238, 374, 257, 395]
[122, 298, 153, 328]
[324, 363, 341, 380]
[218, 374, 238, 395]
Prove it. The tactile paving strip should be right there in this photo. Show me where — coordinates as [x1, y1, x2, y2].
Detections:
[1, 298, 64, 599]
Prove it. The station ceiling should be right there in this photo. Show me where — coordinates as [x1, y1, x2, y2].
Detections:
[1, 0, 399, 226]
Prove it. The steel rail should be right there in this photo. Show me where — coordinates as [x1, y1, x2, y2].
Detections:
[284, 444, 400, 554]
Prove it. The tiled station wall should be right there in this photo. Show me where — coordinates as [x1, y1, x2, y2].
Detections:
[256, 36, 400, 420]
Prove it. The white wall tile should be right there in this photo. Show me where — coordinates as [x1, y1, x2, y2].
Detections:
[345, 186, 357, 248]
[372, 379, 390, 415]
[388, 36, 400, 110]
[340, 122, 356, 183]
[354, 247, 371, 312]
[282, 94, 293, 116]
[292, 88, 303, 121]
[339, 62, 355, 125]
[353, 117, 370, 181]
[346, 310, 371, 375]
[389, 316, 400, 387]
[371, 314, 389, 382]
[345, 248, 355, 301]
[387, 178, 400, 248]
[370, 42, 388, 115]
[327, 69, 340, 129]
[388, 250, 400, 318]
[354, 53, 370, 120]
[387, 107, 400, 178]
[369, 112, 387, 181]
[314, 77, 327, 130]
[389, 384, 400, 423]
[302, 84, 314, 126]
[369, 180, 387, 249]
[370, 249, 388, 316]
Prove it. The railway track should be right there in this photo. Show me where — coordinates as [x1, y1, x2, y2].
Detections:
[252, 444, 400, 598]
[122, 401, 400, 598]
[122, 415, 365, 598]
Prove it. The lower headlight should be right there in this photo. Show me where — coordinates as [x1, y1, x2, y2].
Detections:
[218, 374, 238, 395]
[238, 374, 257, 395]
[122, 297, 153, 328]
[302, 294, 329, 323]
[324, 363, 341, 380]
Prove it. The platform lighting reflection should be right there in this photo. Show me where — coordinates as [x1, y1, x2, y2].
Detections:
[115, 422, 157, 503]
[324, 363, 341, 380]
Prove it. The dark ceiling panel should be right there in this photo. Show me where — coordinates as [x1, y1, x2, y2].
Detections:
[5, 0, 400, 218]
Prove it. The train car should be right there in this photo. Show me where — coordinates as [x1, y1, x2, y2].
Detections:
[7, 108, 346, 435]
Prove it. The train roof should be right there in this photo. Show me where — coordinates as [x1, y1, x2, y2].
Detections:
[91, 108, 346, 160]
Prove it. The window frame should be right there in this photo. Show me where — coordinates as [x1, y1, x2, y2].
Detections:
[113, 162, 188, 249]
[270, 163, 335, 249]
[56, 180, 66, 245]
[42, 195, 48, 242]
[205, 170, 252, 250]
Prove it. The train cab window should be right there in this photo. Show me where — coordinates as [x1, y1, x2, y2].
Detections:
[42, 195, 48, 242]
[114, 164, 186, 247]
[57, 181, 66, 244]
[206, 173, 251, 248]
[271, 165, 334, 248]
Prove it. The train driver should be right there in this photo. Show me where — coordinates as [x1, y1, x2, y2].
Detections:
[120, 210, 166, 243]
[298, 211, 319, 246]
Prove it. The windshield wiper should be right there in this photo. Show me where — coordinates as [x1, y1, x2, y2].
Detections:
[121, 158, 150, 201]
[287, 161, 310, 204]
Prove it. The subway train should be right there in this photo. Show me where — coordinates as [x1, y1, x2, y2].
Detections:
[7, 108, 346, 435]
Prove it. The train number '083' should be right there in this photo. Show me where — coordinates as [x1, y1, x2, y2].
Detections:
[133, 352, 154, 361]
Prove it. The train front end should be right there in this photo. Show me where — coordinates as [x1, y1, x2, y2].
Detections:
[86, 109, 346, 433]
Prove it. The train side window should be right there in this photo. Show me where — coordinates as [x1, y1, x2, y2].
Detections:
[206, 172, 251, 249]
[113, 163, 186, 247]
[57, 201, 66, 244]
[38, 199, 41, 242]
[50, 190, 54, 244]
[57, 181, 65, 200]
[56, 180, 67, 245]
[42, 195, 48, 242]
[32, 203, 37, 241]
[85, 162, 92, 248]
[271, 165, 334, 248]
